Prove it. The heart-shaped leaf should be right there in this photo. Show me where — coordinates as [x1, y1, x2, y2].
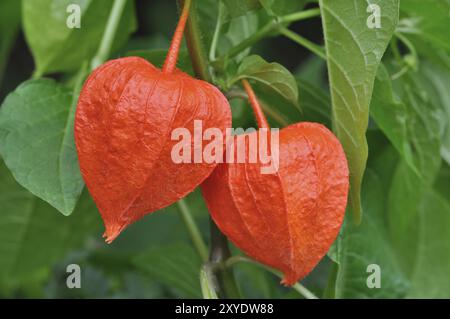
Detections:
[0, 78, 84, 215]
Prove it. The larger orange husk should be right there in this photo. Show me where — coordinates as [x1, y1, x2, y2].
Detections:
[201, 81, 349, 285]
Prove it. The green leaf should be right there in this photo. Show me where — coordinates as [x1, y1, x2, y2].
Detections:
[23, 0, 136, 75]
[133, 243, 202, 298]
[415, 62, 450, 167]
[217, 11, 259, 62]
[222, 0, 261, 17]
[259, 0, 308, 17]
[397, 1, 450, 71]
[0, 78, 84, 215]
[407, 190, 450, 298]
[0, 159, 101, 289]
[0, 1, 21, 84]
[126, 49, 194, 75]
[398, 0, 450, 53]
[385, 72, 443, 270]
[235, 55, 299, 106]
[319, 0, 400, 222]
[334, 168, 409, 298]
[297, 79, 331, 128]
[370, 65, 417, 174]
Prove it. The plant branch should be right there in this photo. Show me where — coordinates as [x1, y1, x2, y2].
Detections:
[279, 27, 326, 60]
[279, 7, 321, 24]
[209, 2, 225, 61]
[215, 8, 321, 63]
[91, 0, 127, 70]
[176, 199, 209, 262]
[225, 256, 319, 299]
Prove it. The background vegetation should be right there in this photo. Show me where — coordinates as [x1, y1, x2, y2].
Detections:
[0, 0, 449, 298]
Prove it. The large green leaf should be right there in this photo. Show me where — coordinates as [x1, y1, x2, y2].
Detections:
[235, 55, 299, 106]
[22, 0, 136, 75]
[0, 159, 101, 290]
[416, 62, 450, 167]
[222, 0, 261, 17]
[259, 0, 309, 17]
[398, 0, 450, 53]
[386, 74, 443, 272]
[407, 190, 450, 298]
[0, 78, 84, 215]
[0, 1, 21, 84]
[370, 65, 417, 174]
[319, 0, 399, 221]
[297, 79, 331, 128]
[334, 167, 409, 298]
[133, 243, 202, 298]
[217, 10, 258, 62]
[334, 132, 450, 298]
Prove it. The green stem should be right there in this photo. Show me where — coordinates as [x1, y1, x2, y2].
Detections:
[209, 220, 241, 298]
[200, 264, 219, 299]
[176, 199, 208, 262]
[219, 22, 274, 63]
[215, 8, 321, 63]
[177, 0, 240, 299]
[279, 27, 326, 60]
[395, 32, 419, 66]
[225, 256, 319, 299]
[226, 89, 290, 127]
[177, 0, 212, 82]
[91, 0, 127, 70]
[209, 2, 225, 61]
[279, 8, 321, 24]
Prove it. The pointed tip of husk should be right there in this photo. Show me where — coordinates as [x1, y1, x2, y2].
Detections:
[280, 272, 298, 287]
[103, 223, 126, 244]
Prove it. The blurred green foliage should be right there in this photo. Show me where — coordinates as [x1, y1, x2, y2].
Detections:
[0, 0, 449, 299]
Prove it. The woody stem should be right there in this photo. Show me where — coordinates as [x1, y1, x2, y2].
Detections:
[177, 0, 240, 299]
